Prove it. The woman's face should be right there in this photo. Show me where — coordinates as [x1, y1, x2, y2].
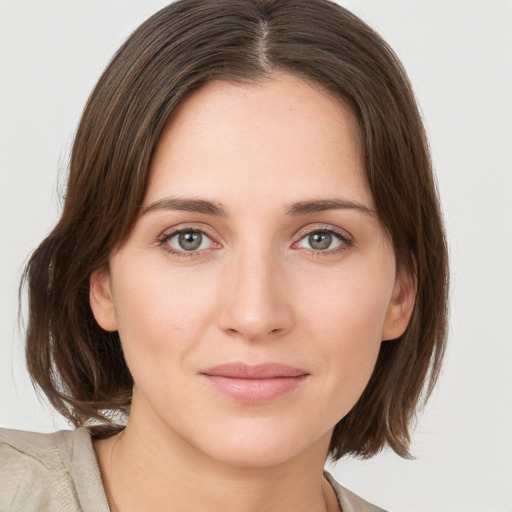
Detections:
[91, 73, 412, 467]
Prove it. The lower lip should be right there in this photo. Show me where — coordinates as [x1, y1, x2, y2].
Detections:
[203, 375, 308, 404]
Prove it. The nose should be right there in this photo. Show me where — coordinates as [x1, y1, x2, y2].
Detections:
[217, 247, 294, 342]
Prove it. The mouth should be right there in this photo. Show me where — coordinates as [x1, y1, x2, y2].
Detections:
[200, 363, 309, 404]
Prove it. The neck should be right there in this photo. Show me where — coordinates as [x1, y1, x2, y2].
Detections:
[94, 396, 338, 512]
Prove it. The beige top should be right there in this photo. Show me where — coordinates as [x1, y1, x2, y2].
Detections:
[0, 427, 386, 512]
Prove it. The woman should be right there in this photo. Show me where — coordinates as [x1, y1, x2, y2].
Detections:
[0, 1, 448, 511]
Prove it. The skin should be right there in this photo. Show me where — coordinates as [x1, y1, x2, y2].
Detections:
[90, 73, 414, 512]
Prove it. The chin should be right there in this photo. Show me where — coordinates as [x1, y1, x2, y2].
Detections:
[191, 420, 331, 469]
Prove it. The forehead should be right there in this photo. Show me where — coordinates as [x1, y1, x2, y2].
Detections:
[146, 73, 371, 210]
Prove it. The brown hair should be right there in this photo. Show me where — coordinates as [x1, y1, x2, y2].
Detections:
[23, 0, 448, 460]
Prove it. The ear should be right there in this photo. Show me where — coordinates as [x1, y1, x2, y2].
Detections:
[381, 269, 416, 341]
[89, 265, 118, 332]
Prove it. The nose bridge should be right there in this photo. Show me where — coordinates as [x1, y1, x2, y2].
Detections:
[218, 241, 293, 341]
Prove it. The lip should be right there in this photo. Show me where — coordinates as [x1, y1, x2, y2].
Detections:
[200, 363, 309, 404]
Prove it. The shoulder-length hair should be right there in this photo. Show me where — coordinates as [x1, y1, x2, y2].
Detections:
[23, 0, 448, 460]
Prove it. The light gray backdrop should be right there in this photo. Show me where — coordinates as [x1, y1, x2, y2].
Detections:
[1, 1, 511, 511]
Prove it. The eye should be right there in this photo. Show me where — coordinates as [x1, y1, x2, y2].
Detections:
[295, 229, 350, 252]
[163, 229, 215, 253]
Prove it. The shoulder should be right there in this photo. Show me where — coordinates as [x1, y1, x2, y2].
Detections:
[0, 427, 109, 512]
[324, 471, 388, 512]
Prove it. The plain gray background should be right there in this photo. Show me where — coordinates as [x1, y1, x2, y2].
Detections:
[1, 1, 511, 511]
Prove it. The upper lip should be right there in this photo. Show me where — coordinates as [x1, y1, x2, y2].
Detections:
[201, 362, 308, 379]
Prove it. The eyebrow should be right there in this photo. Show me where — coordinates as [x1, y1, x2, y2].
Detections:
[141, 197, 226, 216]
[286, 199, 375, 216]
[141, 196, 374, 218]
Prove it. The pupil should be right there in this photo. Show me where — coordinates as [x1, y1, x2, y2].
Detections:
[309, 232, 331, 250]
[179, 231, 202, 250]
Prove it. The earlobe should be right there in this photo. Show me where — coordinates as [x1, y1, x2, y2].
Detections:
[381, 269, 416, 341]
[89, 266, 118, 332]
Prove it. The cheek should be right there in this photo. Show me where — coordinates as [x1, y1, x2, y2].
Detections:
[297, 263, 394, 410]
[300, 260, 394, 345]
[110, 260, 219, 378]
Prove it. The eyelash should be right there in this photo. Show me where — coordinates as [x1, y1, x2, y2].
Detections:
[157, 226, 218, 258]
[292, 225, 354, 256]
[156, 225, 353, 258]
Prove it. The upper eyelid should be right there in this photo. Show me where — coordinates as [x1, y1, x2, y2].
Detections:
[164, 229, 213, 241]
[294, 224, 353, 241]
[159, 223, 218, 240]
